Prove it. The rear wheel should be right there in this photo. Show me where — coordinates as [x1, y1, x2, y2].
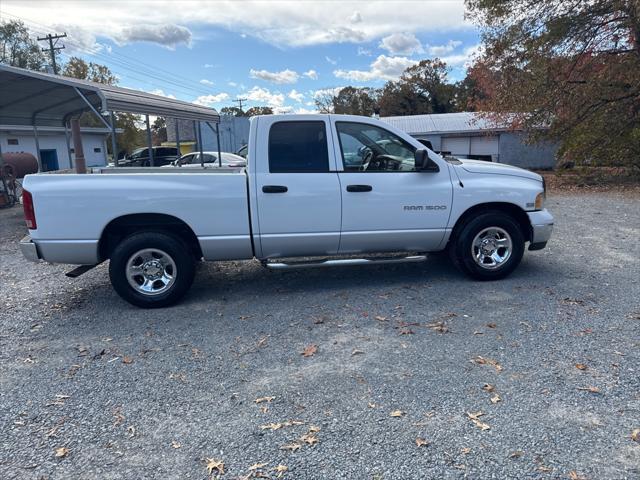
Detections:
[449, 212, 525, 280]
[109, 231, 195, 308]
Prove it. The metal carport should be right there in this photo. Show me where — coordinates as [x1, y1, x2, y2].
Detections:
[0, 64, 221, 176]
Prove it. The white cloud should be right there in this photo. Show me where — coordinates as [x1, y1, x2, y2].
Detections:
[350, 11, 362, 24]
[357, 46, 372, 56]
[427, 40, 463, 56]
[119, 24, 192, 49]
[295, 107, 319, 114]
[149, 89, 176, 99]
[379, 33, 423, 55]
[12, 2, 470, 50]
[53, 24, 102, 54]
[312, 87, 346, 99]
[303, 69, 318, 80]
[200, 79, 214, 86]
[249, 68, 299, 85]
[441, 44, 483, 67]
[325, 56, 338, 65]
[288, 89, 304, 102]
[204, 63, 215, 68]
[334, 55, 417, 82]
[193, 92, 230, 106]
[246, 86, 285, 107]
[228, 81, 238, 87]
[274, 106, 293, 114]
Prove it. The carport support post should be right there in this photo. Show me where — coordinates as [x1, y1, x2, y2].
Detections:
[33, 126, 43, 172]
[175, 119, 181, 156]
[110, 112, 118, 167]
[70, 118, 87, 174]
[197, 121, 204, 168]
[63, 122, 74, 169]
[216, 123, 222, 167]
[0, 142, 10, 204]
[145, 115, 154, 167]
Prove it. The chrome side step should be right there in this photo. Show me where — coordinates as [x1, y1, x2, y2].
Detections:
[65, 264, 97, 278]
[265, 254, 427, 270]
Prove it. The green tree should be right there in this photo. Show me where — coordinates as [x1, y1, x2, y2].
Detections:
[152, 117, 167, 144]
[466, 0, 640, 168]
[332, 87, 377, 116]
[62, 56, 118, 85]
[220, 106, 245, 116]
[61, 57, 143, 156]
[0, 20, 48, 70]
[245, 106, 273, 116]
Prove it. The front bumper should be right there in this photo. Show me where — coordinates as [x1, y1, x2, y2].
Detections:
[527, 209, 554, 250]
[20, 235, 41, 262]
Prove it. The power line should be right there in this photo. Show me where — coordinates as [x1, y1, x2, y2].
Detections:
[37, 32, 67, 74]
[234, 98, 248, 110]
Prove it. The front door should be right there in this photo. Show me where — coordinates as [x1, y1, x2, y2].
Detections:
[254, 118, 341, 258]
[331, 119, 452, 254]
[40, 149, 59, 172]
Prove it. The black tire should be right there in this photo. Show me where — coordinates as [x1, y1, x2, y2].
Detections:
[449, 211, 525, 280]
[109, 231, 195, 308]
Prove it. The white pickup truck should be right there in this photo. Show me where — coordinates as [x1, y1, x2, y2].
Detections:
[19, 114, 554, 308]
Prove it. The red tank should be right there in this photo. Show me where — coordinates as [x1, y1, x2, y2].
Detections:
[1, 152, 39, 178]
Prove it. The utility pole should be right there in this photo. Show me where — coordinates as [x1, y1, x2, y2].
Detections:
[37, 33, 67, 74]
[233, 98, 247, 112]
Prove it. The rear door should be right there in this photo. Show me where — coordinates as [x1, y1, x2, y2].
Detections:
[331, 118, 452, 254]
[253, 117, 341, 258]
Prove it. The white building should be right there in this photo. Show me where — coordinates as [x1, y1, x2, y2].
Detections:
[0, 125, 114, 171]
[382, 112, 558, 169]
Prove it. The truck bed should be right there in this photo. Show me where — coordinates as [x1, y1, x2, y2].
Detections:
[23, 169, 253, 264]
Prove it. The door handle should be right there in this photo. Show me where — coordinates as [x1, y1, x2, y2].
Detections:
[262, 185, 288, 193]
[346, 184, 372, 192]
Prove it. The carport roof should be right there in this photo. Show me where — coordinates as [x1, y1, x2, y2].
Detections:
[0, 64, 220, 127]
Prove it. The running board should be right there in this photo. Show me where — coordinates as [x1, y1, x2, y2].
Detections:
[65, 264, 97, 278]
[265, 254, 427, 270]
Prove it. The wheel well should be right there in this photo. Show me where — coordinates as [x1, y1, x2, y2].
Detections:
[448, 203, 532, 246]
[99, 213, 202, 261]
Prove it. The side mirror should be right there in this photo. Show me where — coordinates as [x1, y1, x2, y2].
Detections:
[414, 149, 439, 172]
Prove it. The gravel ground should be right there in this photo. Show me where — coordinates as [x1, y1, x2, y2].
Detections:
[1, 192, 639, 480]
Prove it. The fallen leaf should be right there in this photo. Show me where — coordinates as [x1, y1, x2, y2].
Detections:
[576, 386, 600, 393]
[482, 384, 495, 392]
[374, 315, 388, 322]
[538, 465, 553, 473]
[368, 402, 376, 408]
[206, 458, 225, 475]
[631, 428, 639, 442]
[486, 323, 497, 328]
[509, 451, 523, 458]
[415, 437, 429, 447]
[390, 410, 405, 417]
[301, 344, 318, 357]
[425, 321, 449, 333]
[260, 423, 283, 431]
[399, 328, 414, 335]
[127, 425, 136, 438]
[461, 447, 471, 454]
[472, 356, 503, 372]
[490, 394, 502, 404]
[249, 462, 269, 470]
[171, 440, 181, 449]
[351, 349, 364, 356]
[255, 396, 275, 404]
[467, 411, 490, 431]
[301, 433, 318, 445]
[575, 363, 588, 370]
[274, 464, 288, 476]
[122, 356, 134, 364]
[308, 425, 321, 432]
[280, 443, 301, 452]
[569, 471, 586, 480]
[54, 447, 69, 458]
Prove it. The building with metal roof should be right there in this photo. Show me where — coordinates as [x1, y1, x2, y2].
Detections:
[381, 112, 558, 169]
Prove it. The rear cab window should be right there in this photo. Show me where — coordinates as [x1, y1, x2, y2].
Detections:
[268, 121, 329, 173]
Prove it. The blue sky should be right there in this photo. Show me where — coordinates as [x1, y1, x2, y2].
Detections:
[2, 1, 480, 113]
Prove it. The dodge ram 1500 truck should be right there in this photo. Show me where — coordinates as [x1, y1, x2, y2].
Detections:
[19, 114, 554, 308]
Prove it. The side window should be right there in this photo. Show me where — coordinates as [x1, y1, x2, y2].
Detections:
[268, 121, 329, 173]
[336, 122, 416, 172]
[180, 154, 194, 165]
[203, 154, 216, 164]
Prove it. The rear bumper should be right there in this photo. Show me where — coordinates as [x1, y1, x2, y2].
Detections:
[527, 209, 554, 249]
[20, 235, 41, 262]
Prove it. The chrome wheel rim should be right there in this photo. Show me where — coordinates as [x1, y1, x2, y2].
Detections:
[471, 227, 513, 270]
[126, 248, 176, 295]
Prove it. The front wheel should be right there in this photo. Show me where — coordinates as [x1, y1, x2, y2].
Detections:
[449, 212, 525, 280]
[109, 232, 195, 308]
